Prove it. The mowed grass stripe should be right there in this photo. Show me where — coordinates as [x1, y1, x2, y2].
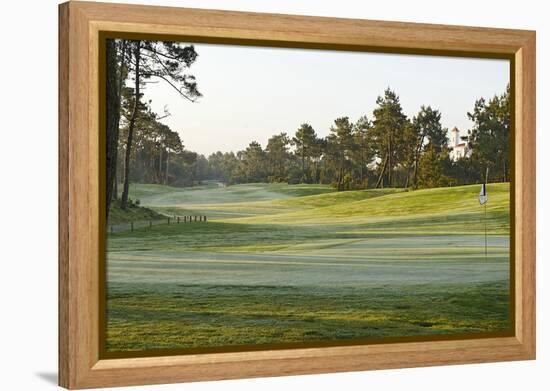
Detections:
[108, 245, 508, 263]
[108, 254, 506, 269]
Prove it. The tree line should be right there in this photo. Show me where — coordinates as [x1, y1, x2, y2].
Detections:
[188, 85, 509, 191]
[106, 39, 511, 218]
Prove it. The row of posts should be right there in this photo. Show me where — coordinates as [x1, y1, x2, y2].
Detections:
[110, 215, 207, 233]
[174, 215, 207, 224]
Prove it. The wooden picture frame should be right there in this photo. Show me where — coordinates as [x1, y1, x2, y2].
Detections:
[59, 1, 536, 389]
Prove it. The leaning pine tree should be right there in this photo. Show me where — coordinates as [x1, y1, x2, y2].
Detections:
[119, 40, 202, 210]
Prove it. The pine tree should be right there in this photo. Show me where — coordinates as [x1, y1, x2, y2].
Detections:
[119, 40, 201, 209]
[330, 117, 354, 191]
[266, 133, 291, 182]
[372, 89, 408, 188]
[418, 143, 448, 188]
[292, 123, 317, 183]
[352, 115, 373, 187]
[466, 85, 510, 182]
[411, 106, 447, 188]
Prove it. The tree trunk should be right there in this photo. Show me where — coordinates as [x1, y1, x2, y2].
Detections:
[322, 160, 325, 184]
[375, 155, 388, 189]
[165, 149, 170, 185]
[149, 151, 155, 182]
[337, 151, 345, 191]
[359, 147, 364, 185]
[121, 41, 140, 210]
[412, 144, 422, 189]
[413, 158, 420, 189]
[158, 147, 163, 183]
[301, 146, 306, 183]
[106, 39, 122, 218]
[387, 135, 392, 187]
[413, 132, 426, 189]
[113, 170, 118, 200]
[317, 160, 321, 183]
[404, 164, 412, 189]
[117, 41, 127, 99]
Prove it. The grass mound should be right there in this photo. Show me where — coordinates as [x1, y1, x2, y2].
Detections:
[272, 187, 404, 208]
[232, 183, 509, 228]
[108, 199, 164, 225]
[135, 185, 403, 220]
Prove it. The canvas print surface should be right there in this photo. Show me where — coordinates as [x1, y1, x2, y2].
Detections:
[104, 38, 511, 353]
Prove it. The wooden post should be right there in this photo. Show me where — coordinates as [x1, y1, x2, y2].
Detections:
[130, 222, 134, 232]
[194, 215, 197, 222]
[177, 216, 180, 224]
[204, 215, 207, 222]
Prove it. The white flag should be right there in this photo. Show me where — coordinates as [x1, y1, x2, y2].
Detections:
[479, 183, 488, 205]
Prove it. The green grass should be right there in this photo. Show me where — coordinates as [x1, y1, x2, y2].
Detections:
[127, 181, 335, 206]
[125, 183, 508, 233]
[106, 182, 511, 352]
[230, 183, 509, 227]
[106, 280, 510, 351]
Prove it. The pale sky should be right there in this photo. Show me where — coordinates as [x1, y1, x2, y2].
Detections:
[142, 43, 509, 156]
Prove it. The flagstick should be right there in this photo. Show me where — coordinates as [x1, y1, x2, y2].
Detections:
[484, 201, 487, 262]
[484, 167, 489, 262]
[477, 168, 490, 262]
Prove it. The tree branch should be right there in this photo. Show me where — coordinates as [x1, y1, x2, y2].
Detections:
[141, 72, 199, 103]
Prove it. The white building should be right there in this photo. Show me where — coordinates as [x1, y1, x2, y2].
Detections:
[449, 127, 471, 161]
